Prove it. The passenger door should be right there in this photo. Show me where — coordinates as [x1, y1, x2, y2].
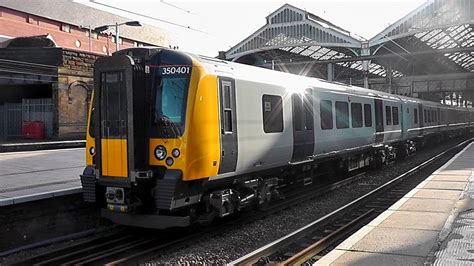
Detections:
[218, 78, 238, 174]
[418, 103, 424, 136]
[94, 55, 135, 179]
[374, 99, 384, 143]
[99, 72, 128, 178]
[291, 89, 315, 163]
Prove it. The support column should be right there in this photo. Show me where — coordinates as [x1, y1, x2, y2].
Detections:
[361, 42, 370, 89]
[327, 63, 334, 81]
[386, 66, 393, 94]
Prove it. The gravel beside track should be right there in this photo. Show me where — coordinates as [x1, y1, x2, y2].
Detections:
[146, 138, 469, 265]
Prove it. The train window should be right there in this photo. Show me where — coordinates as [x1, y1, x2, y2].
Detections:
[88, 93, 95, 138]
[414, 108, 418, 124]
[375, 100, 383, 127]
[385, 106, 392, 125]
[364, 104, 372, 127]
[392, 106, 399, 125]
[224, 110, 232, 132]
[335, 101, 349, 129]
[351, 103, 362, 128]
[424, 110, 427, 123]
[223, 85, 231, 109]
[320, 100, 333, 130]
[222, 83, 233, 133]
[262, 95, 283, 133]
[89, 107, 95, 137]
[292, 94, 303, 131]
[304, 90, 314, 130]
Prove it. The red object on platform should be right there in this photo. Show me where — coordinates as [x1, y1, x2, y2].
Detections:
[22, 121, 45, 139]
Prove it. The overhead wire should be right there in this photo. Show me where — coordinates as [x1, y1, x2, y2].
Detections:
[89, 0, 209, 34]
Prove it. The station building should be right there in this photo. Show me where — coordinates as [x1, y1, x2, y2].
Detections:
[0, 0, 169, 140]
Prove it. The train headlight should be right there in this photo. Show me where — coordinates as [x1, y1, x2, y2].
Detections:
[89, 147, 95, 155]
[154, 146, 167, 160]
[166, 157, 174, 166]
[172, 148, 180, 158]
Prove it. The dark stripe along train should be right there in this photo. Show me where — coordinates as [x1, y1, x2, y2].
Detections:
[80, 47, 474, 229]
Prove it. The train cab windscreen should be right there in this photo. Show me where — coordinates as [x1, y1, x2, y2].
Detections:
[152, 65, 191, 137]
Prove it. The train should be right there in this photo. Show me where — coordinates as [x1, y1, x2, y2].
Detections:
[80, 47, 474, 229]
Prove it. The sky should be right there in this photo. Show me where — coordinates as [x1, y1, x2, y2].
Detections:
[78, 0, 426, 56]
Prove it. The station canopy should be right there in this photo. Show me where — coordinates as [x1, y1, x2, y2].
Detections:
[225, 1, 473, 83]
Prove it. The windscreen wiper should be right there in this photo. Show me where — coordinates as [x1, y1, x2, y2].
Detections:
[156, 114, 180, 138]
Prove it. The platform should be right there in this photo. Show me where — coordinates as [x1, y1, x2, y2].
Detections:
[0, 148, 84, 206]
[0, 139, 85, 152]
[316, 142, 474, 266]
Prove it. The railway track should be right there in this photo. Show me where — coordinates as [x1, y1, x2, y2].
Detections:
[11, 167, 367, 265]
[12, 138, 471, 265]
[231, 138, 472, 265]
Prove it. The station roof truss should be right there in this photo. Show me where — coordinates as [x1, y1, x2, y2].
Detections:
[226, 1, 474, 81]
[369, 0, 473, 74]
[225, 4, 396, 79]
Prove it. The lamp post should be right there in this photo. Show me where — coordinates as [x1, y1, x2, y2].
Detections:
[94, 21, 142, 52]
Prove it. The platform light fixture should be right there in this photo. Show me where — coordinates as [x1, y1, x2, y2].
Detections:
[94, 21, 142, 52]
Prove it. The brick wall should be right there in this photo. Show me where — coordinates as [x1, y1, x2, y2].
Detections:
[56, 49, 101, 139]
[0, 7, 138, 55]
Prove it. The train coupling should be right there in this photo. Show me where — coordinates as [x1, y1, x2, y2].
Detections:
[105, 187, 138, 213]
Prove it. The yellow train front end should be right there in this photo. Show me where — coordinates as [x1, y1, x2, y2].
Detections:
[81, 48, 220, 229]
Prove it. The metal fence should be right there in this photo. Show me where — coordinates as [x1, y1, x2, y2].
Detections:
[22, 98, 54, 138]
[0, 98, 53, 140]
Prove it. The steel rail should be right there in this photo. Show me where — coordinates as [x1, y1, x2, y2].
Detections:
[282, 209, 374, 265]
[229, 138, 473, 265]
[11, 227, 127, 265]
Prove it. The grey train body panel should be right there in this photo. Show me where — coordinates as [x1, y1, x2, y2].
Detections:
[193, 53, 474, 182]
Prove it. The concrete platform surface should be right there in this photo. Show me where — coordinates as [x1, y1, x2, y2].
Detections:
[0, 148, 85, 206]
[317, 141, 474, 266]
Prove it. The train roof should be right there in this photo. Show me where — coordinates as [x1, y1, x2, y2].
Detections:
[114, 47, 471, 112]
[193, 53, 471, 112]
